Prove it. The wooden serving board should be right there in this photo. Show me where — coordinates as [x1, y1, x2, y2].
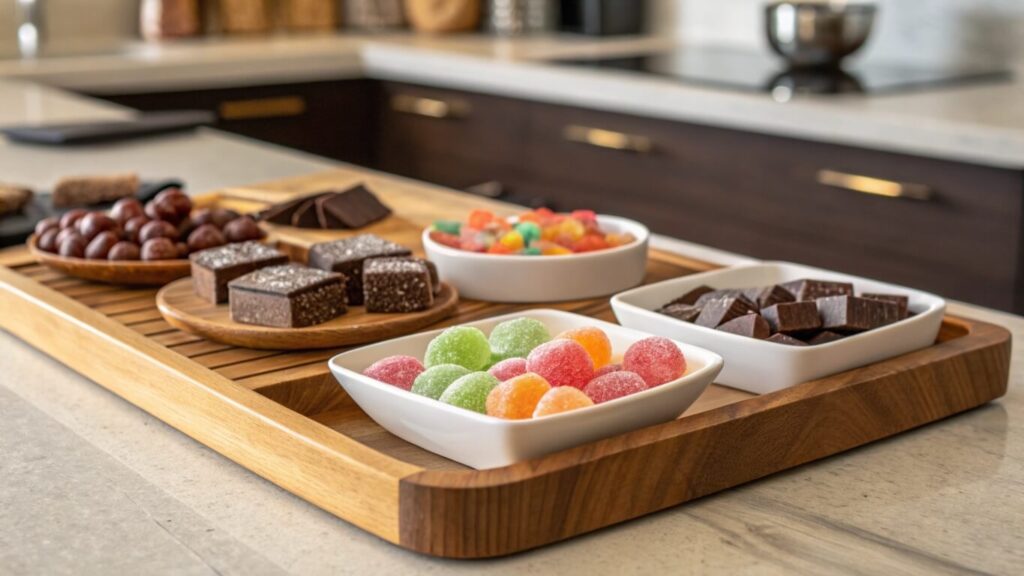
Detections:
[0, 169, 1011, 559]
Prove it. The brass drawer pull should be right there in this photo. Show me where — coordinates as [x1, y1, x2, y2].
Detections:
[218, 96, 306, 120]
[390, 94, 469, 119]
[817, 169, 933, 201]
[563, 125, 653, 154]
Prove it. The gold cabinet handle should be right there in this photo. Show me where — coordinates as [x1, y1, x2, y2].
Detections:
[563, 125, 653, 154]
[817, 169, 934, 201]
[390, 94, 469, 119]
[218, 96, 306, 120]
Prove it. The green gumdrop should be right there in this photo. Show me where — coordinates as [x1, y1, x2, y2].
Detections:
[439, 372, 500, 413]
[484, 352, 504, 370]
[489, 317, 551, 360]
[425, 326, 491, 370]
[433, 220, 462, 235]
[411, 364, 471, 400]
[514, 221, 541, 244]
[522, 246, 542, 256]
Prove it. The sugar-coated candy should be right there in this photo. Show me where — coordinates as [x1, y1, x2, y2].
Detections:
[467, 209, 495, 229]
[362, 355, 424, 390]
[425, 326, 492, 370]
[433, 220, 461, 235]
[439, 371, 500, 413]
[411, 364, 471, 399]
[594, 363, 623, 377]
[498, 230, 525, 251]
[623, 337, 687, 387]
[428, 229, 461, 249]
[526, 339, 594, 389]
[522, 246, 542, 256]
[533, 386, 594, 417]
[442, 208, 635, 256]
[489, 317, 551, 360]
[556, 326, 612, 369]
[488, 357, 528, 381]
[584, 371, 648, 404]
[514, 221, 541, 244]
[486, 373, 551, 419]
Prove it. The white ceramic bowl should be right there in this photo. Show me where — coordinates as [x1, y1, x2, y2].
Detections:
[328, 309, 722, 469]
[611, 262, 946, 395]
[421, 215, 649, 303]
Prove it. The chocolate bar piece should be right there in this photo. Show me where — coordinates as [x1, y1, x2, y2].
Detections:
[664, 285, 714, 307]
[861, 293, 910, 319]
[780, 279, 854, 302]
[321, 185, 392, 229]
[229, 264, 346, 328]
[716, 314, 770, 339]
[743, 285, 796, 309]
[766, 333, 808, 346]
[315, 194, 345, 229]
[52, 173, 139, 208]
[806, 331, 845, 345]
[658, 303, 701, 323]
[760, 301, 822, 335]
[190, 241, 289, 303]
[817, 295, 901, 333]
[258, 193, 321, 225]
[291, 194, 329, 228]
[307, 235, 411, 305]
[363, 258, 434, 313]
[695, 289, 752, 308]
[695, 297, 757, 328]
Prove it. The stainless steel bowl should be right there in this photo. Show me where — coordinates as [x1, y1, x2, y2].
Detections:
[766, 2, 877, 68]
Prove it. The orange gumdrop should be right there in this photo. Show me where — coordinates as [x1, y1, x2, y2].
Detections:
[557, 326, 612, 369]
[468, 209, 495, 229]
[532, 386, 594, 417]
[486, 373, 552, 419]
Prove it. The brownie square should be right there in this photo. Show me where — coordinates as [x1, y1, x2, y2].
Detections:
[307, 235, 412, 305]
[228, 264, 346, 328]
[861, 293, 910, 319]
[363, 258, 434, 313]
[190, 241, 289, 303]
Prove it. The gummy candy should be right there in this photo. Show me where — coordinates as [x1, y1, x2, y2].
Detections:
[468, 209, 496, 229]
[429, 230, 461, 249]
[486, 372, 551, 419]
[439, 371, 500, 413]
[573, 234, 609, 253]
[498, 230, 525, 251]
[514, 221, 541, 244]
[556, 326, 612, 369]
[489, 317, 551, 360]
[523, 246, 542, 256]
[584, 370, 648, 404]
[533, 386, 594, 417]
[571, 209, 597, 222]
[433, 220, 462, 235]
[362, 355, 424, 390]
[425, 326, 492, 370]
[488, 357, 528, 381]
[411, 364, 471, 399]
[623, 337, 687, 387]
[594, 363, 623, 377]
[526, 339, 594, 389]
[434, 209, 635, 256]
[558, 218, 586, 241]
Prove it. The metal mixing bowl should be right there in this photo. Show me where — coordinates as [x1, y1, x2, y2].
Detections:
[765, 2, 877, 68]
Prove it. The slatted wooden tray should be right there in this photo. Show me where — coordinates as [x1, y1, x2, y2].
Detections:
[0, 170, 1012, 559]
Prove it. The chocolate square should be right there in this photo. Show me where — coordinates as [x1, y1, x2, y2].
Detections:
[664, 285, 714, 307]
[861, 293, 910, 319]
[307, 235, 412, 305]
[695, 289, 751, 308]
[190, 241, 289, 303]
[743, 285, 796, 309]
[766, 333, 808, 346]
[228, 264, 346, 328]
[780, 279, 854, 301]
[716, 314, 770, 339]
[363, 258, 434, 313]
[817, 295, 901, 333]
[315, 194, 345, 229]
[258, 193, 322, 225]
[695, 297, 757, 328]
[658, 303, 701, 323]
[321, 184, 392, 229]
[760, 301, 822, 335]
[291, 195, 328, 228]
[806, 331, 845, 345]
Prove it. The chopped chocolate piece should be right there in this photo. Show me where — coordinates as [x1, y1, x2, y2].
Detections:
[743, 285, 796, 309]
[315, 194, 345, 229]
[695, 297, 757, 328]
[307, 234, 412, 305]
[52, 173, 139, 208]
[291, 195, 328, 228]
[861, 293, 910, 319]
[190, 241, 289, 303]
[766, 333, 808, 346]
[363, 258, 434, 313]
[695, 289, 750, 307]
[817, 295, 901, 333]
[716, 314, 771, 339]
[321, 184, 392, 229]
[658, 303, 701, 323]
[664, 285, 714, 307]
[229, 264, 346, 328]
[806, 331, 846, 345]
[761, 301, 822, 335]
[779, 279, 854, 302]
[258, 193, 320, 225]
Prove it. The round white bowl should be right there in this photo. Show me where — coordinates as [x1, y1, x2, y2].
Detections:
[421, 215, 650, 303]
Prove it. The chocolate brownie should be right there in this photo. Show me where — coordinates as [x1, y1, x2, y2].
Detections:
[228, 264, 346, 328]
[190, 241, 289, 303]
[307, 235, 411, 305]
[363, 258, 434, 313]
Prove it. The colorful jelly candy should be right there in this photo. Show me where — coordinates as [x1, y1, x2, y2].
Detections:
[556, 326, 612, 369]
[526, 339, 594, 389]
[425, 326, 492, 371]
[362, 355, 424, 390]
[432, 220, 462, 235]
[439, 371, 500, 413]
[584, 370, 648, 404]
[489, 317, 551, 360]
[486, 372, 551, 419]
[533, 386, 594, 417]
[488, 357, 528, 381]
[623, 337, 687, 387]
[514, 221, 541, 244]
[411, 364, 471, 399]
[594, 363, 623, 377]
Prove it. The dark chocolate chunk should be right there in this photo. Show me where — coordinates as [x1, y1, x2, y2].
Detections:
[291, 196, 328, 228]
[766, 333, 808, 346]
[743, 285, 796, 308]
[658, 303, 701, 323]
[817, 295, 901, 332]
[695, 289, 750, 308]
[716, 314, 770, 339]
[664, 285, 714, 307]
[322, 184, 392, 229]
[861, 293, 910, 319]
[307, 234, 412, 305]
[760, 301, 822, 335]
[780, 279, 854, 301]
[190, 241, 289, 303]
[258, 193, 321, 225]
[695, 297, 757, 328]
[363, 258, 434, 313]
[228, 264, 346, 328]
[315, 194, 345, 229]
[806, 331, 845, 345]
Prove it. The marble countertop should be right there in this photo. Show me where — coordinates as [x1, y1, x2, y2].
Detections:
[1, 33, 1024, 169]
[1, 80, 1022, 575]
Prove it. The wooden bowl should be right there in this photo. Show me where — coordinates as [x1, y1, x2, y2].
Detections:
[27, 234, 191, 286]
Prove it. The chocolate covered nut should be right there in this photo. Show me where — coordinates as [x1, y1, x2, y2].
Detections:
[85, 231, 120, 259]
[766, 333, 808, 346]
[155, 188, 192, 220]
[206, 208, 240, 229]
[780, 279, 854, 301]
[308, 235, 412, 306]
[695, 297, 757, 328]
[110, 197, 144, 224]
[175, 242, 189, 257]
[716, 314, 771, 339]
[37, 228, 60, 253]
[139, 219, 179, 243]
[34, 217, 60, 237]
[186, 224, 226, 252]
[817, 295, 901, 332]
[123, 216, 150, 242]
[190, 241, 289, 303]
[141, 237, 179, 261]
[658, 303, 701, 323]
[363, 258, 434, 313]
[76, 212, 118, 242]
[861, 293, 910, 319]
[108, 241, 141, 261]
[743, 285, 796, 308]
[229, 264, 346, 328]
[55, 227, 79, 247]
[807, 331, 845, 345]
[761, 301, 822, 335]
[145, 196, 182, 223]
[58, 234, 86, 258]
[59, 209, 89, 230]
[222, 216, 264, 242]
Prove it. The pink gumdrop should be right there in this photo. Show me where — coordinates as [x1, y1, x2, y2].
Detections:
[594, 363, 623, 378]
[363, 355, 425, 390]
[526, 339, 594, 389]
[623, 337, 686, 387]
[489, 357, 528, 381]
[584, 370, 648, 404]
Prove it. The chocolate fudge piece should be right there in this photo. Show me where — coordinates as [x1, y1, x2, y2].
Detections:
[760, 301, 822, 335]
[716, 314, 770, 339]
[307, 235, 412, 305]
[321, 184, 392, 229]
[52, 173, 139, 208]
[664, 285, 715, 307]
[229, 264, 346, 328]
[806, 331, 845, 345]
[695, 289, 750, 308]
[695, 297, 757, 328]
[743, 285, 796, 309]
[817, 295, 901, 333]
[363, 258, 434, 313]
[862, 293, 910, 319]
[780, 279, 854, 302]
[190, 241, 289, 303]
[766, 333, 808, 346]
[658, 303, 701, 323]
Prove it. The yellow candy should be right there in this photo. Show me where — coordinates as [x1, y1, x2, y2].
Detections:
[541, 245, 573, 256]
[558, 218, 585, 241]
[557, 326, 612, 369]
[498, 230, 525, 251]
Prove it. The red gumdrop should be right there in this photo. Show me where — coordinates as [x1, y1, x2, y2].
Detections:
[488, 357, 528, 381]
[526, 339, 594, 389]
[594, 363, 623, 377]
[584, 370, 648, 404]
[363, 355, 425, 390]
[429, 230, 462, 249]
[623, 337, 687, 387]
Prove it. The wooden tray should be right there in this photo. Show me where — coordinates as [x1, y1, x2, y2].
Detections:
[0, 170, 1011, 559]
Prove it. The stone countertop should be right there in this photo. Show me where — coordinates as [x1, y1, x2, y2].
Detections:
[0, 33, 1023, 169]
[1, 80, 1022, 575]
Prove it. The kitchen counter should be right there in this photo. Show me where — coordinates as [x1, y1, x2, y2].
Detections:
[1, 33, 1024, 169]
[1, 80, 1022, 575]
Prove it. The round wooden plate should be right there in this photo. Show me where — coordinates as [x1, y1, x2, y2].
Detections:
[28, 235, 191, 286]
[156, 277, 461, 350]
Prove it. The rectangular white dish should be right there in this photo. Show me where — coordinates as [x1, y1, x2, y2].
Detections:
[328, 309, 723, 469]
[611, 262, 946, 394]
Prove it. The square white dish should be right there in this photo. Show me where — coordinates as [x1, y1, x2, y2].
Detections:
[611, 261, 946, 395]
[328, 309, 723, 469]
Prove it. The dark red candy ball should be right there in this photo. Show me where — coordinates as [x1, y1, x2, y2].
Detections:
[222, 216, 264, 242]
[59, 209, 89, 230]
[138, 219, 179, 243]
[141, 237, 179, 261]
[108, 241, 141, 261]
[77, 212, 118, 242]
[85, 231, 120, 260]
[37, 228, 60, 253]
[34, 217, 60, 237]
[58, 234, 87, 258]
[187, 224, 226, 252]
[110, 197, 144, 224]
